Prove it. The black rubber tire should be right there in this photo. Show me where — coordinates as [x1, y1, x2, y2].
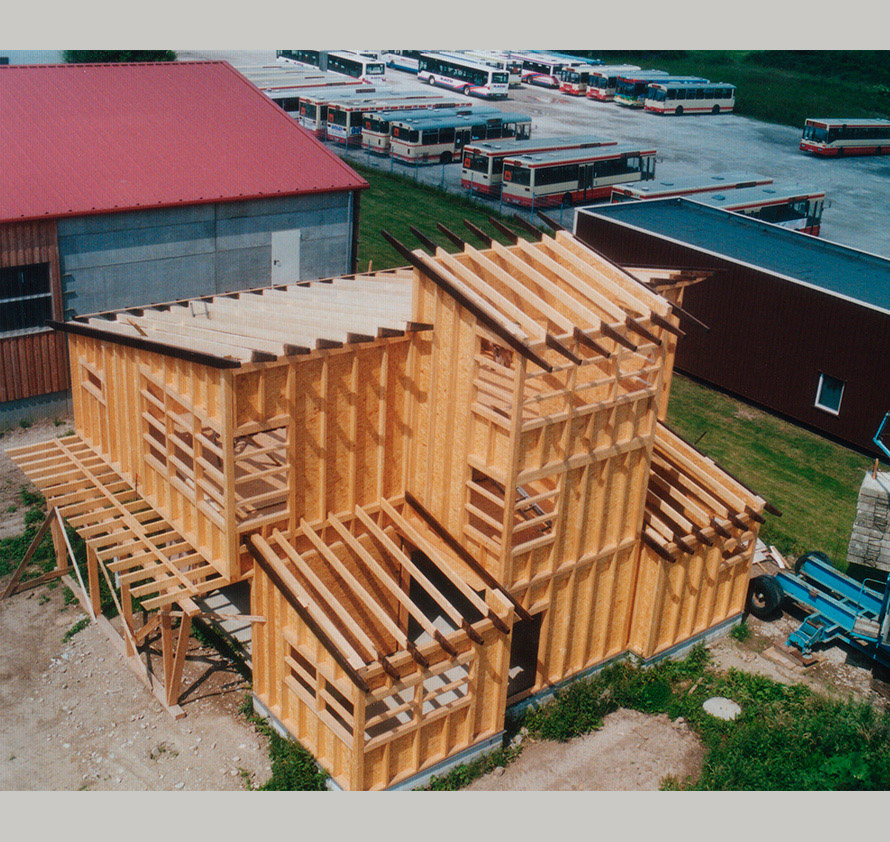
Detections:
[561, 193, 573, 208]
[795, 550, 831, 576]
[712, 104, 720, 114]
[440, 152, 452, 165]
[462, 85, 470, 96]
[746, 575, 784, 619]
[675, 105, 683, 115]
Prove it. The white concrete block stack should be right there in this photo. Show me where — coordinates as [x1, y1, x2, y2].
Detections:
[847, 471, 890, 572]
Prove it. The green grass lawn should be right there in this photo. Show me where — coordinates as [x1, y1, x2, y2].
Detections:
[355, 165, 872, 565]
[351, 162, 538, 271]
[666, 374, 872, 564]
[568, 50, 890, 130]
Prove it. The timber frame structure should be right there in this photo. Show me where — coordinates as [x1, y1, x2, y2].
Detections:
[6, 217, 771, 789]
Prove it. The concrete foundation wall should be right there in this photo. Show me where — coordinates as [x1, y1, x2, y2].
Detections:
[57, 192, 354, 317]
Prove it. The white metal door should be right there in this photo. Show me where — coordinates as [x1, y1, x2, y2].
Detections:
[271, 228, 301, 284]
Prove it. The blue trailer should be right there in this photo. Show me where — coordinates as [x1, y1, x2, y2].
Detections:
[745, 412, 890, 667]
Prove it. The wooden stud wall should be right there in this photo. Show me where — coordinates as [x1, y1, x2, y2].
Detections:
[0, 220, 69, 403]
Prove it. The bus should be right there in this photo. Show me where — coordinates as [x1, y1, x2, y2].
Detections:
[501, 145, 657, 208]
[417, 53, 509, 99]
[477, 51, 523, 87]
[363, 105, 479, 154]
[557, 66, 597, 96]
[694, 183, 827, 235]
[276, 50, 386, 83]
[644, 81, 736, 115]
[382, 50, 424, 73]
[610, 172, 773, 202]
[461, 135, 617, 196]
[326, 94, 463, 146]
[799, 118, 890, 157]
[454, 51, 523, 88]
[585, 65, 642, 101]
[510, 52, 572, 88]
[614, 72, 705, 108]
[298, 87, 388, 137]
[389, 109, 532, 165]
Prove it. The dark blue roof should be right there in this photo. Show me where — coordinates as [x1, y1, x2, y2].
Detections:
[578, 198, 890, 314]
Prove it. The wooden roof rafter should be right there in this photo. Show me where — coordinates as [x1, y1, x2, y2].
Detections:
[642, 422, 769, 562]
[246, 499, 513, 686]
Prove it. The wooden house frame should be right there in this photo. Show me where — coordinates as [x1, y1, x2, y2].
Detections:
[6, 218, 770, 789]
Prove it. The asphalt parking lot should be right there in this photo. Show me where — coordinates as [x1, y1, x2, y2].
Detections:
[182, 50, 890, 256]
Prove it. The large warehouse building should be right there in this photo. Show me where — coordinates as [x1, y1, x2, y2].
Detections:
[0, 61, 367, 425]
[575, 198, 890, 455]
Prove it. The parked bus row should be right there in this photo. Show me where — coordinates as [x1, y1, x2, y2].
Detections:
[416, 53, 510, 99]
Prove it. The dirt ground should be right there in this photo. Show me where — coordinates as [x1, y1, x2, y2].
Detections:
[0, 585, 272, 790]
[468, 709, 703, 791]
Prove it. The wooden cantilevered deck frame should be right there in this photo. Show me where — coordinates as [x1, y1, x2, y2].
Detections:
[5, 219, 774, 788]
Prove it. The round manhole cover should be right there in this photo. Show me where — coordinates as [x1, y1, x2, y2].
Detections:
[703, 696, 742, 720]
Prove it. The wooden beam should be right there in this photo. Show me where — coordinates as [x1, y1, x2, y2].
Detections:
[545, 333, 582, 365]
[244, 534, 371, 692]
[403, 490, 532, 622]
[510, 214, 546, 239]
[463, 219, 493, 247]
[318, 517, 430, 669]
[434, 222, 466, 249]
[2, 507, 58, 599]
[535, 211, 564, 231]
[52, 320, 242, 368]
[351, 507, 459, 657]
[408, 225, 440, 253]
[487, 216, 520, 244]
[625, 316, 662, 347]
[600, 322, 639, 353]
[642, 529, 677, 563]
[573, 327, 612, 359]
[380, 229, 553, 373]
[273, 531, 400, 680]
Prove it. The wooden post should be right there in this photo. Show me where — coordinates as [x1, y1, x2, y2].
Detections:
[86, 545, 102, 617]
[166, 613, 192, 707]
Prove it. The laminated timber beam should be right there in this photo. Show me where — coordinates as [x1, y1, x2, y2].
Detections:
[49, 319, 242, 369]
[510, 214, 547, 239]
[245, 533, 372, 692]
[487, 216, 520, 244]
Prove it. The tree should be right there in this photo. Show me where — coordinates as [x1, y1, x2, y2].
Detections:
[63, 51, 177, 64]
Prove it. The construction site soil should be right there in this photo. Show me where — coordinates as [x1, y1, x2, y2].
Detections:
[1, 421, 888, 790]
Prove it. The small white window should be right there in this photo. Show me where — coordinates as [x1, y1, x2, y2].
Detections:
[815, 372, 845, 415]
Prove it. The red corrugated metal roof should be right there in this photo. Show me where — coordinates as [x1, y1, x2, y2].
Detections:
[0, 61, 367, 224]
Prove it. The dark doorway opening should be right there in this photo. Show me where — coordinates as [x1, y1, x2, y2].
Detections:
[507, 613, 542, 698]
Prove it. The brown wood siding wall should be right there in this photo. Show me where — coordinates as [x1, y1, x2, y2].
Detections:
[575, 213, 890, 455]
[0, 220, 69, 403]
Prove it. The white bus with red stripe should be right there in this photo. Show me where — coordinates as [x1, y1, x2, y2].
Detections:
[510, 53, 572, 88]
[584, 65, 642, 101]
[501, 145, 656, 208]
[610, 172, 773, 202]
[695, 183, 827, 235]
[644, 81, 735, 115]
[390, 109, 531, 165]
[799, 118, 890, 157]
[461, 135, 617, 196]
[417, 53, 509, 99]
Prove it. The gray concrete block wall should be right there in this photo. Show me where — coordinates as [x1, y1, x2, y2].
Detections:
[57, 192, 354, 317]
[847, 471, 890, 572]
